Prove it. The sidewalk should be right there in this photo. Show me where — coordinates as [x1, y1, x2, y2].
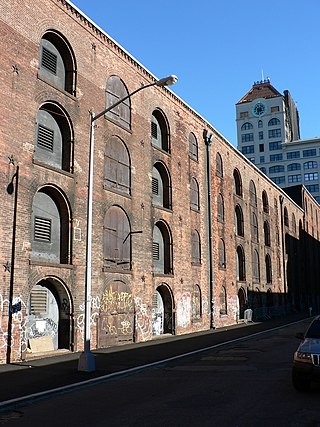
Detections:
[0, 311, 312, 411]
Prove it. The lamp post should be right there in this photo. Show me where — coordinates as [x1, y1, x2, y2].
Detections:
[78, 75, 178, 372]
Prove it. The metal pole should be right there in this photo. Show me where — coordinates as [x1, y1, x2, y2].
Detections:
[78, 112, 96, 372]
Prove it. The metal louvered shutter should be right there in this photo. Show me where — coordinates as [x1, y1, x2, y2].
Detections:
[37, 124, 54, 151]
[34, 217, 52, 242]
[41, 47, 57, 75]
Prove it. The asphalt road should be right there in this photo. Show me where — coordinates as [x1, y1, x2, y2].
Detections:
[0, 318, 319, 427]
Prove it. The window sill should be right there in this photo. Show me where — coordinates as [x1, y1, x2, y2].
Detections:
[103, 267, 132, 274]
[105, 116, 132, 133]
[37, 73, 77, 100]
[191, 262, 201, 267]
[153, 272, 174, 278]
[151, 143, 171, 156]
[29, 260, 74, 269]
[33, 159, 74, 177]
[103, 185, 131, 199]
[152, 204, 172, 213]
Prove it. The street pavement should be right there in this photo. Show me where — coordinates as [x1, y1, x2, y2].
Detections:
[0, 311, 312, 411]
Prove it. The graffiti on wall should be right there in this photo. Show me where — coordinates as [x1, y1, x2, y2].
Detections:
[176, 291, 191, 328]
[135, 297, 152, 341]
[77, 295, 100, 340]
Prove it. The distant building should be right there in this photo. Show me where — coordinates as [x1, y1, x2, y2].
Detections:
[236, 80, 320, 202]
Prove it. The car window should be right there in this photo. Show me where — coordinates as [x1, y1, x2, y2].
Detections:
[305, 320, 320, 338]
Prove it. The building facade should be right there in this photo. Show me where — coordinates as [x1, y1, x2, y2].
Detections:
[0, 0, 319, 364]
[236, 80, 320, 202]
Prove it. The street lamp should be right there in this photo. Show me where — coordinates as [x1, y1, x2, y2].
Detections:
[78, 74, 178, 372]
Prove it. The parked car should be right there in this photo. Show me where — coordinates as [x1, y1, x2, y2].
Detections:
[292, 315, 320, 391]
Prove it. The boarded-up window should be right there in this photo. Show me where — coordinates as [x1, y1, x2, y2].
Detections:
[252, 249, 260, 282]
[191, 230, 201, 264]
[30, 288, 48, 315]
[235, 205, 244, 236]
[152, 163, 171, 209]
[264, 220, 271, 246]
[234, 169, 242, 196]
[249, 180, 257, 206]
[190, 177, 200, 211]
[216, 153, 223, 177]
[262, 191, 269, 213]
[189, 132, 198, 161]
[266, 254, 272, 283]
[153, 222, 172, 274]
[151, 110, 169, 152]
[218, 239, 226, 268]
[217, 193, 224, 222]
[251, 212, 259, 242]
[236, 245, 246, 281]
[104, 137, 130, 195]
[219, 286, 227, 315]
[104, 206, 131, 270]
[106, 76, 131, 130]
[192, 285, 201, 320]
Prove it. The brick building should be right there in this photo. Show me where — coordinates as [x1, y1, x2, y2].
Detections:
[0, 0, 319, 363]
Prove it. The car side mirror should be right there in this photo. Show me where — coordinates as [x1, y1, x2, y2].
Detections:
[295, 332, 304, 339]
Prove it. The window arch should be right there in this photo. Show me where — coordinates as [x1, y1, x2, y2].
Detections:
[106, 76, 131, 130]
[189, 132, 198, 161]
[235, 205, 244, 236]
[39, 30, 77, 95]
[268, 118, 280, 126]
[153, 221, 173, 274]
[292, 213, 296, 234]
[258, 120, 263, 128]
[284, 207, 289, 226]
[192, 285, 202, 320]
[219, 286, 227, 315]
[34, 103, 73, 172]
[251, 211, 259, 243]
[264, 220, 271, 246]
[104, 206, 131, 270]
[262, 190, 269, 213]
[249, 180, 257, 206]
[265, 254, 272, 284]
[190, 177, 200, 211]
[104, 136, 130, 195]
[233, 169, 242, 196]
[252, 249, 260, 282]
[31, 186, 71, 264]
[236, 245, 246, 281]
[191, 230, 201, 264]
[152, 162, 172, 209]
[269, 165, 284, 173]
[218, 239, 226, 268]
[151, 110, 170, 152]
[304, 161, 318, 169]
[217, 193, 224, 222]
[241, 122, 253, 130]
[287, 163, 301, 171]
[216, 152, 223, 177]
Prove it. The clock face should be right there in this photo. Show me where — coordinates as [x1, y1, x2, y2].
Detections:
[252, 101, 267, 117]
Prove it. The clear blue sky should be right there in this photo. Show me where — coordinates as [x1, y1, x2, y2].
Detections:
[71, 0, 320, 146]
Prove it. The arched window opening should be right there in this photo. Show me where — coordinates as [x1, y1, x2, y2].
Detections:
[216, 152, 223, 177]
[292, 213, 296, 234]
[35, 103, 73, 172]
[268, 118, 280, 126]
[39, 31, 77, 95]
[241, 122, 253, 130]
[262, 190, 269, 213]
[233, 169, 242, 197]
[105, 76, 131, 130]
[192, 285, 202, 320]
[189, 132, 198, 161]
[252, 249, 260, 282]
[153, 222, 172, 274]
[217, 193, 224, 222]
[284, 207, 289, 227]
[191, 230, 201, 264]
[264, 220, 271, 246]
[104, 206, 131, 270]
[249, 180, 257, 206]
[152, 162, 172, 209]
[265, 254, 272, 284]
[219, 286, 227, 315]
[151, 110, 170, 152]
[235, 205, 244, 236]
[236, 245, 246, 281]
[251, 212, 259, 243]
[190, 177, 200, 211]
[218, 239, 226, 268]
[104, 136, 130, 195]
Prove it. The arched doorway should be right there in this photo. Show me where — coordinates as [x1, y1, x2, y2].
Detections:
[98, 281, 134, 347]
[25, 278, 73, 356]
[238, 287, 246, 320]
[152, 284, 174, 336]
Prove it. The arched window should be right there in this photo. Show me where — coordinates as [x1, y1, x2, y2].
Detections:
[287, 163, 301, 171]
[258, 120, 263, 128]
[268, 118, 280, 126]
[264, 220, 271, 246]
[219, 286, 227, 315]
[241, 122, 253, 130]
[217, 193, 224, 222]
[236, 245, 246, 281]
[190, 177, 200, 211]
[284, 207, 289, 226]
[235, 205, 244, 236]
[292, 213, 296, 234]
[152, 162, 171, 209]
[249, 180, 257, 206]
[106, 76, 131, 130]
[34, 103, 73, 172]
[265, 254, 272, 284]
[151, 110, 170, 152]
[192, 285, 202, 320]
[251, 212, 259, 243]
[191, 230, 201, 264]
[252, 249, 260, 282]
[104, 206, 131, 270]
[104, 136, 130, 195]
[262, 190, 269, 213]
[216, 152, 223, 177]
[153, 221, 172, 274]
[233, 169, 242, 196]
[269, 165, 284, 173]
[303, 161, 318, 169]
[218, 239, 226, 268]
[189, 132, 198, 161]
[31, 187, 71, 264]
[39, 30, 77, 95]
